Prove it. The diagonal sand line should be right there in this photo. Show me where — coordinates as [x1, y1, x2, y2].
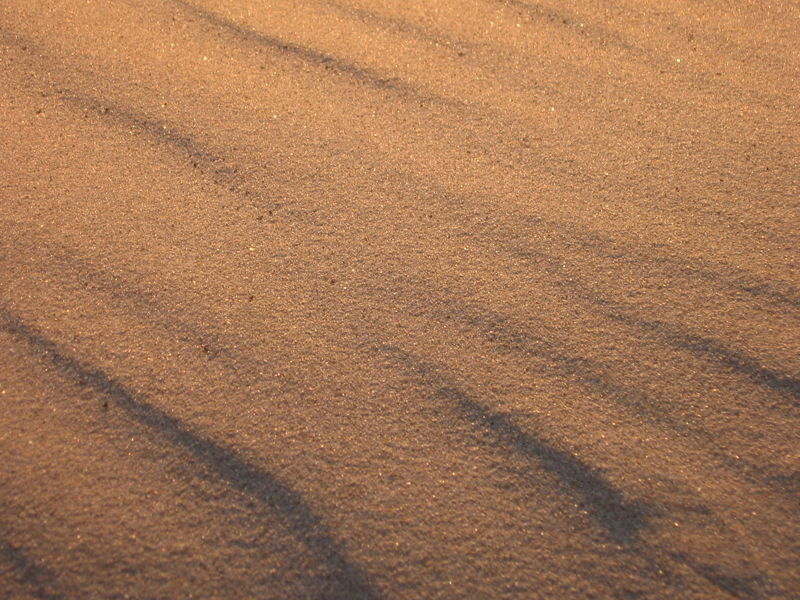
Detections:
[0, 309, 383, 600]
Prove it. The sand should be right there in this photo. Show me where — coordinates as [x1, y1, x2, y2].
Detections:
[1, 0, 798, 598]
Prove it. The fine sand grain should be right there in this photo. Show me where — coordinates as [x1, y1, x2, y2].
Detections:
[1, 1, 798, 598]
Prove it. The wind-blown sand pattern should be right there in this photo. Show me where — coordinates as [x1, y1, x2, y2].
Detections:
[1, 1, 798, 597]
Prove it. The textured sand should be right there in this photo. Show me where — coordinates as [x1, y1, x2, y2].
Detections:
[1, 1, 798, 598]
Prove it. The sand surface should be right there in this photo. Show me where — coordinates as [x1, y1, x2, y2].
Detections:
[1, 1, 798, 598]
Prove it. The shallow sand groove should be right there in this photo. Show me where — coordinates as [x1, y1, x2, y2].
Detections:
[1, 0, 798, 598]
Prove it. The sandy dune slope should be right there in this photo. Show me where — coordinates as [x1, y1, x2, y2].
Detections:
[1, 0, 798, 598]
